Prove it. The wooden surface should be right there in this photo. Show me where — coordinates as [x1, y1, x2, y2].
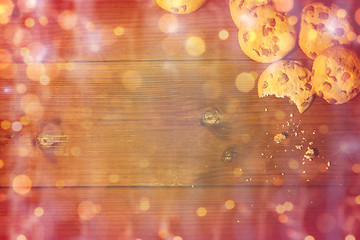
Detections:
[1, 0, 360, 239]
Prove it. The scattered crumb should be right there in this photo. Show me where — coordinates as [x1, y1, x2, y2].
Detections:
[274, 133, 287, 143]
[309, 141, 314, 146]
[290, 114, 294, 117]
[265, 108, 268, 111]
[295, 145, 303, 150]
[304, 147, 315, 161]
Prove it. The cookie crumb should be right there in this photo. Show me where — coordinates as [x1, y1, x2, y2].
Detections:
[295, 144, 303, 150]
[274, 133, 287, 143]
[304, 147, 315, 161]
[290, 113, 294, 117]
[309, 141, 314, 146]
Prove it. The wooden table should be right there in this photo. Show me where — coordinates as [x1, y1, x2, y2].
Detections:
[1, 0, 360, 239]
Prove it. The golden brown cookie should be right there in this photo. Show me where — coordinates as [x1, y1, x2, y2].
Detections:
[312, 45, 360, 104]
[299, 2, 354, 59]
[237, 5, 296, 63]
[156, 0, 207, 14]
[229, 0, 271, 28]
[258, 60, 315, 113]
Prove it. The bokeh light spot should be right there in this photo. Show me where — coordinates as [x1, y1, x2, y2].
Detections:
[12, 121, 22, 132]
[16, 84, 27, 94]
[108, 174, 119, 183]
[58, 10, 77, 30]
[12, 174, 32, 195]
[318, 124, 328, 134]
[284, 201, 293, 211]
[113, 26, 124, 36]
[26, 62, 45, 81]
[17, 235, 27, 240]
[225, 200, 235, 210]
[347, 31, 357, 42]
[0, 49, 12, 69]
[140, 197, 150, 211]
[78, 201, 97, 221]
[275, 204, 285, 214]
[233, 168, 243, 177]
[24, 18, 35, 28]
[235, 72, 256, 93]
[20, 94, 43, 120]
[20, 116, 30, 126]
[219, 29, 229, 40]
[304, 235, 315, 240]
[355, 9, 360, 26]
[39, 16, 48, 26]
[196, 207, 207, 217]
[288, 159, 299, 170]
[352, 163, 360, 174]
[355, 195, 360, 205]
[39, 75, 50, 85]
[34, 207, 44, 217]
[121, 70, 142, 91]
[185, 36, 205, 57]
[1, 120, 11, 130]
[337, 9, 347, 19]
[0, 159, 4, 169]
[274, 0, 294, 12]
[275, 110, 286, 120]
[278, 214, 288, 223]
[173, 236, 183, 240]
[158, 14, 178, 33]
[288, 15, 298, 26]
[345, 234, 356, 240]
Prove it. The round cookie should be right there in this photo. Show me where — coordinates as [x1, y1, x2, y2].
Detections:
[156, 0, 207, 14]
[229, 0, 271, 29]
[258, 60, 315, 113]
[299, 2, 354, 59]
[312, 45, 360, 104]
[237, 5, 296, 63]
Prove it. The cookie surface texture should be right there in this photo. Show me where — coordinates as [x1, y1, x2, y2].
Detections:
[237, 5, 296, 63]
[156, 0, 207, 14]
[229, 0, 271, 28]
[312, 45, 360, 104]
[299, 2, 353, 59]
[258, 60, 315, 113]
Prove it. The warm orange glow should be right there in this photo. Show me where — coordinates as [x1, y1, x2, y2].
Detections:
[235, 72, 256, 93]
[225, 200, 235, 210]
[158, 14, 178, 33]
[55, 179, 65, 188]
[273, 176, 283, 186]
[34, 207, 44, 217]
[337, 9, 347, 19]
[158, 229, 169, 239]
[275, 110, 286, 120]
[318, 124, 329, 134]
[347, 31, 357, 42]
[186, 36, 205, 57]
[18, 147, 30, 157]
[352, 164, 360, 174]
[345, 234, 356, 240]
[0, 0, 14, 25]
[12, 121, 22, 132]
[0, 159, 4, 169]
[173, 236, 183, 240]
[12, 174, 32, 195]
[308, 29, 318, 40]
[304, 236, 315, 240]
[140, 197, 150, 211]
[39, 75, 50, 85]
[1, 120, 11, 130]
[219, 29, 229, 40]
[278, 214, 288, 223]
[39, 16, 49, 26]
[58, 10, 77, 30]
[318, 163, 329, 173]
[24, 18, 35, 28]
[113, 26, 124, 36]
[0, 49, 11, 69]
[78, 201, 97, 221]
[196, 207, 207, 217]
[288, 16, 298, 26]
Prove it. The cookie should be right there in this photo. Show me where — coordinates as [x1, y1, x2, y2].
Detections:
[156, 0, 207, 14]
[258, 60, 315, 113]
[237, 5, 296, 63]
[229, 0, 271, 29]
[312, 45, 360, 104]
[299, 2, 354, 59]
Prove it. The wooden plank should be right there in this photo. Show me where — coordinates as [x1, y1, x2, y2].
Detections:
[0, 186, 359, 240]
[1, 61, 360, 187]
[2, 0, 360, 62]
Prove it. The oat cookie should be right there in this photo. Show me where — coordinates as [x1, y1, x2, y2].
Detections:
[229, 0, 271, 28]
[299, 2, 354, 59]
[156, 0, 207, 14]
[238, 5, 296, 63]
[312, 45, 360, 104]
[258, 60, 315, 113]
